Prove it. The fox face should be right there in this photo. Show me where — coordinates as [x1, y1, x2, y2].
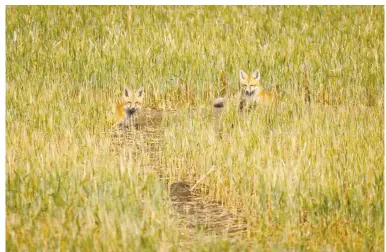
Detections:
[122, 86, 144, 116]
[239, 69, 264, 99]
[115, 86, 145, 124]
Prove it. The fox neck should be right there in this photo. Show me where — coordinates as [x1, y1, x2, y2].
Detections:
[116, 103, 125, 121]
[254, 86, 265, 97]
[255, 88, 265, 97]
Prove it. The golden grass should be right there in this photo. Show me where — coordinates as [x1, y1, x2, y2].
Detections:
[6, 6, 384, 250]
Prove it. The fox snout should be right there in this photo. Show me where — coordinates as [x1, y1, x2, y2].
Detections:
[245, 89, 255, 96]
[125, 105, 139, 116]
[243, 87, 257, 96]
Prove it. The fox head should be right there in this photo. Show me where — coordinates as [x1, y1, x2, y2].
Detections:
[117, 86, 145, 119]
[239, 69, 264, 97]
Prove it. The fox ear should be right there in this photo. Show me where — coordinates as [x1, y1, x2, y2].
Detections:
[252, 70, 260, 80]
[123, 86, 131, 97]
[239, 70, 247, 80]
[136, 87, 145, 99]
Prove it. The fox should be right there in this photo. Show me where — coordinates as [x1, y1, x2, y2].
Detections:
[239, 69, 277, 109]
[114, 86, 145, 127]
[213, 69, 278, 110]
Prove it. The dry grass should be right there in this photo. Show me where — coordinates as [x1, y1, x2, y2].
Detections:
[6, 6, 384, 250]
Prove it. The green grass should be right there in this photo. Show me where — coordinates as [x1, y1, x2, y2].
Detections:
[6, 6, 384, 251]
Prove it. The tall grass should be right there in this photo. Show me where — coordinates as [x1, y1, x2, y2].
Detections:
[6, 6, 384, 250]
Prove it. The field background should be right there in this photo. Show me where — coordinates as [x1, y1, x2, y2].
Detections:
[6, 6, 384, 251]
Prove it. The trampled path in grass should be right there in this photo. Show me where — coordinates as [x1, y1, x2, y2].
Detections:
[108, 108, 250, 243]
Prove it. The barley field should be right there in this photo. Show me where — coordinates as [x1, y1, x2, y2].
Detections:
[6, 6, 384, 251]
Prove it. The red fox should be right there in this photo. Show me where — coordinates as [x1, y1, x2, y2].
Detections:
[239, 69, 277, 109]
[115, 86, 145, 127]
[213, 69, 277, 110]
